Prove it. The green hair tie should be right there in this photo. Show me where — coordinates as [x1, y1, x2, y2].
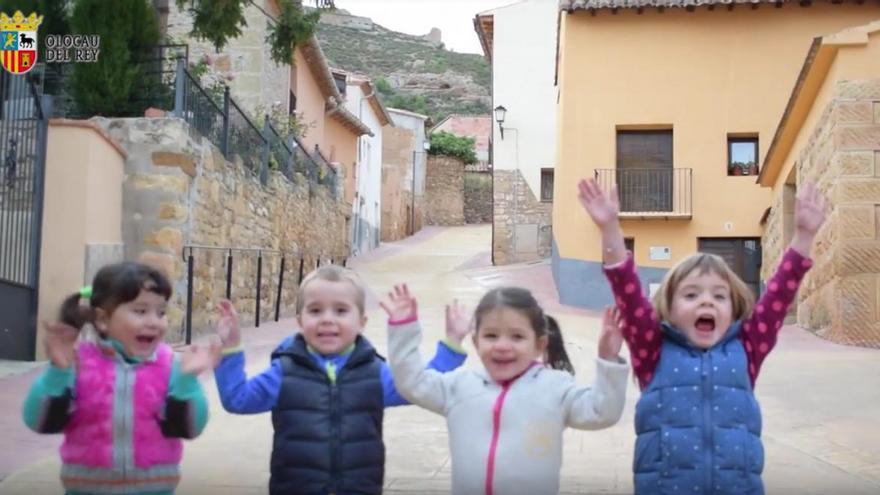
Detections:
[79, 285, 93, 299]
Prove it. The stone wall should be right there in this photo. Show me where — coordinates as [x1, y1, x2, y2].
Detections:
[464, 171, 492, 224]
[425, 155, 465, 226]
[493, 169, 552, 265]
[764, 79, 880, 347]
[100, 117, 348, 342]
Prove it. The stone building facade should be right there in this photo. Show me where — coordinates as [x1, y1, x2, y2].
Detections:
[492, 169, 552, 265]
[760, 21, 880, 347]
[163, 0, 287, 117]
[764, 83, 880, 347]
[100, 117, 348, 341]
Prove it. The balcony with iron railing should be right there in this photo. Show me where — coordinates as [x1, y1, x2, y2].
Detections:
[594, 168, 692, 219]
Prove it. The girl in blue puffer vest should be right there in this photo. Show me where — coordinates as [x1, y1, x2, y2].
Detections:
[578, 178, 827, 495]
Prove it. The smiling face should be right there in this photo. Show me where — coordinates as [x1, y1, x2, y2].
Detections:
[473, 307, 547, 383]
[668, 269, 734, 349]
[95, 289, 168, 358]
[296, 278, 366, 355]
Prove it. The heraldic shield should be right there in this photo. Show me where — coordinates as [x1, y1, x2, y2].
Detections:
[0, 11, 42, 75]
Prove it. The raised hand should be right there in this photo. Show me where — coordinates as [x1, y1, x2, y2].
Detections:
[215, 299, 241, 349]
[380, 284, 418, 323]
[597, 306, 624, 362]
[180, 337, 222, 375]
[43, 322, 79, 369]
[794, 182, 828, 237]
[577, 178, 620, 230]
[445, 299, 472, 345]
[791, 182, 828, 256]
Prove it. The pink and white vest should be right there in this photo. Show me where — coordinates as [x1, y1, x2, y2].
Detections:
[59, 341, 182, 494]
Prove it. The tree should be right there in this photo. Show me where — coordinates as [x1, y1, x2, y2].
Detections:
[266, 0, 323, 66]
[175, 0, 247, 52]
[429, 131, 476, 165]
[69, 0, 160, 117]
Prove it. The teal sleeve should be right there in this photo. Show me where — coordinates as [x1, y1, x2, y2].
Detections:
[22, 364, 75, 432]
[167, 358, 209, 438]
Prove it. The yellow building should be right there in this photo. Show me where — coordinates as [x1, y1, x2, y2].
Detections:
[553, 0, 880, 309]
[758, 20, 880, 347]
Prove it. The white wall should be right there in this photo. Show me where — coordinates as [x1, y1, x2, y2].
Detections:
[490, 0, 558, 195]
[345, 84, 384, 254]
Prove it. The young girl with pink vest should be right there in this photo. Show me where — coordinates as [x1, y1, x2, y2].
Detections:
[383, 285, 630, 495]
[22, 262, 218, 495]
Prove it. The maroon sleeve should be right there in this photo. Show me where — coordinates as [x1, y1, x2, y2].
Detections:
[741, 248, 813, 386]
[604, 252, 662, 390]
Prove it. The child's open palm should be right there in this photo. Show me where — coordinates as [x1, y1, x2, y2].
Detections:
[597, 306, 624, 362]
[180, 338, 221, 375]
[215, 299, 241, 349]
[380, 284, 418, 322]
[445, 299, 472, 345]
[795, 182, 828, 236]
[43, 322, 79, 369]
[578, 178, 620, 229]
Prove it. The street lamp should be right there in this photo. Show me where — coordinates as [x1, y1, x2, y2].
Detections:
[494, 105, 507, 140]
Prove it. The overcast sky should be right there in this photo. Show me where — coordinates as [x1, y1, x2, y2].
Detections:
[332, 0, 520, 54]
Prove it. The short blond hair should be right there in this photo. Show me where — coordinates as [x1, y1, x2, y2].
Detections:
[295, 265, 366, 315]
[651, 252, 755, 323]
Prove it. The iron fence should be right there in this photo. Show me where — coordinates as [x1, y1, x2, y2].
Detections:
[180, 244, 348, 344]
[0, 71, 50, 360]
[594, 168, 692, 217]
[36, 44, 187, 119]
[226, 97, 266, 177]
[178, 67, 225, 147]
[0, 72, 48, 285]
[311, 145, 337, 193]
[172, 59, 337, 195]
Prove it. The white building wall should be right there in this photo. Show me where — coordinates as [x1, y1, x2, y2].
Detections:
[490, 0, 558, 195]
[345, 84, 384, 254]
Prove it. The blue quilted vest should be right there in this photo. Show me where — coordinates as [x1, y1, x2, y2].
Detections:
[269, 334, 385, 495]
[633, 321, 764, 495]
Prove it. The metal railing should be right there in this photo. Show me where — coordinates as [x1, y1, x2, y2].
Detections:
[37, 43, 187, 119]
[226, 97, 266, 177]
[179, 68, 225, 147]
[594, 168, 692, 217]
[172, 59, 337, 195]
[180, 244, 348, 344]
[311, 145, 338, 193]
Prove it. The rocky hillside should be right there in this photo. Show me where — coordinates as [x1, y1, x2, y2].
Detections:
[316, 10, 491, 123]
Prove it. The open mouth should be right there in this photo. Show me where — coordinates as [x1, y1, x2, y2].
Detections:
[135, 335, 158, 345]
[491, 357, 516, 366]
[694, 316, 716, 334]
[316, 330, 339, 339]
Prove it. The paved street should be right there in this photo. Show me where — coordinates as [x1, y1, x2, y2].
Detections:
[1, 225, 879, 494]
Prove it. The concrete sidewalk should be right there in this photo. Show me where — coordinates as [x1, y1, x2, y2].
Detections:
[1, 225, 879, 494]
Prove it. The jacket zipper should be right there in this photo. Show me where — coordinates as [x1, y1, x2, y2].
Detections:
[329, 363, 340, 495]
[485, 382, 511, 495]
[701, 353, 713, 492]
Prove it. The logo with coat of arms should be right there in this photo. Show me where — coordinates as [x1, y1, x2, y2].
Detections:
[0, 11, 43, 75]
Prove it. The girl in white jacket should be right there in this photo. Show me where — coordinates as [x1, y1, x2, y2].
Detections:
[382, 285, 629, 495]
